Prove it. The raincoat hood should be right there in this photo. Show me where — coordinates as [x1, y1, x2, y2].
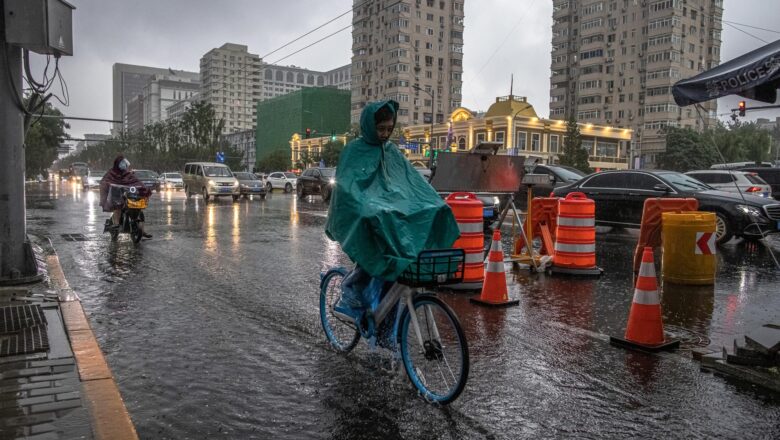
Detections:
[325, 101, 460, 281]
[360, 100, 399, 146]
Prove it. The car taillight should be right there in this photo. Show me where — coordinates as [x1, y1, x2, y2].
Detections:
[745, 186, 762, 193]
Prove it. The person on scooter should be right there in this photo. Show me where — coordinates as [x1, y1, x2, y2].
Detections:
[100, 155, 152, 239]
[325, 100, 460, 317]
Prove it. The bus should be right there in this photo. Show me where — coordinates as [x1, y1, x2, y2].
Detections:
[68, 162, 89, 182]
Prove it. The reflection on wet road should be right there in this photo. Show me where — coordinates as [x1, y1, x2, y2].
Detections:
[26, 181, 780, 439]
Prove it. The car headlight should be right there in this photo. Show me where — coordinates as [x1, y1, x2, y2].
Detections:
[736, 204, 763, 217]
[208, 180, 217, 187]
[232, 180, 239, 187]
[493, 196, 500, 205]
[329, 178, 336, 185]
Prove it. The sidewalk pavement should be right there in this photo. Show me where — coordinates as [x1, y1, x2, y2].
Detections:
[0, 236, 137, 440]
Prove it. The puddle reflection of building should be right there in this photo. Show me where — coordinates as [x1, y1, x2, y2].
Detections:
[661, 282, 714, 333]
[205, 204, 217, 253]
[232, 203, 241, 250]
[86, 190, 96, 227]
[520, 270, 597, 344]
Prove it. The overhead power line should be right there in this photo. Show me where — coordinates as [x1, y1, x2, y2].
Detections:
[724, 21, 769, 44]
[262, 0, 372, 59]
[722, 20, 780, 35]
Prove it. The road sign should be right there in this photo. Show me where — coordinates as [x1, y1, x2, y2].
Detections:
[695, 232, 716, 255]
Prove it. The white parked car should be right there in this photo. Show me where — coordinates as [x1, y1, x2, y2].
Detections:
[159, 172, 184, 191]
[265, 171, 298, 193]
[685, 170, 773, 198]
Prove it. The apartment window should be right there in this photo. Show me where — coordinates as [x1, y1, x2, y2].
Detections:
[427, 28, 434, 36]
[531, 133, 541, 151]
[581, 2, 604, 16]
[581, 18, 603, 31]
[580, 49, 604, 60]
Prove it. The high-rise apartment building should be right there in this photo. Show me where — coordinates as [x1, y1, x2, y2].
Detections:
[350, 0, 465, 129]
[549, 0, 723, 167]
[200, 43, 263, 134]
[200, 43, 353, 134]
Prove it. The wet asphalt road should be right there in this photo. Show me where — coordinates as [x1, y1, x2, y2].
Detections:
[24, 180, 780, 439]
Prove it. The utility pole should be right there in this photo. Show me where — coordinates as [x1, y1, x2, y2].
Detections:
[1, 0, 74, 284]
[0, 13, 34, 282]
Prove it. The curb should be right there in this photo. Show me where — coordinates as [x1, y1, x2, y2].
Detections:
[44, 239, 138, 440]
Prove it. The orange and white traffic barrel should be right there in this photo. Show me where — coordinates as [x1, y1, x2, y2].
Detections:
[445, 192, 484, 290]
[549, 192, 603, 276]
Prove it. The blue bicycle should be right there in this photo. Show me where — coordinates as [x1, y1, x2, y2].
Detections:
[319, 249, 469, 404]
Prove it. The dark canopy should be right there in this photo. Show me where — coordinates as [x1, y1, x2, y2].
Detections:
[672, 38, 780, 106]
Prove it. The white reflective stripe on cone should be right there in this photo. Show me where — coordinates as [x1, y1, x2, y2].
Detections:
[638, 262, 656, 278]
[554, 242, 596, 253]
[465, 252, 484, 264]
[486, 260, 505, 273]
[458, 222, 483, 234]
[490, 239, 502, 252]
[632, 288, 660, 305]
[557, 217, 595, 227]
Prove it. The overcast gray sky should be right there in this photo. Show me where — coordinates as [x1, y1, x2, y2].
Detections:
[31, 0, 780, 140]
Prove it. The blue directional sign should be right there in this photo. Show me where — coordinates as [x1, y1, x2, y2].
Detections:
[216, 151, 225, 163]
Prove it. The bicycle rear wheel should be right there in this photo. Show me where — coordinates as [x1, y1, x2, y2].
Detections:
[319, 269, 360, 352]
[399, 295, 469, 404]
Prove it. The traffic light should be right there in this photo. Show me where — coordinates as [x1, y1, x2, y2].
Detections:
[738, 101, 746, 117]
[305, 128, 311, 138]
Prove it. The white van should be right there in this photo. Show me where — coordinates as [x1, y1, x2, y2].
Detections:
[183, 162, 239, 202]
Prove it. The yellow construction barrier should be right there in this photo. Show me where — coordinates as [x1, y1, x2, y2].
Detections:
[661, 212, 717, 285]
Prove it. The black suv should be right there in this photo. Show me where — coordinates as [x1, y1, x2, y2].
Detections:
[296, 167, 336, 201]
[552, 170, 780, 244]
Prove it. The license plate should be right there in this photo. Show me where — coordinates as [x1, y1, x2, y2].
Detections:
[764, 192, 769, 198]
[220, 188, 232, 193]
[484, 208, 494, 217]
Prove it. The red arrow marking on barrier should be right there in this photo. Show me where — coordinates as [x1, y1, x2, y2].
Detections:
[696, 232, 713, 255]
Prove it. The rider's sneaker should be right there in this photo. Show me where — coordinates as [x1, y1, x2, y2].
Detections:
[333, 286, 364, 320]
[142, 232, 153, 239]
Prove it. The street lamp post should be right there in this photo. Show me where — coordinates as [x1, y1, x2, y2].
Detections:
[510, 109, 526, 156]
[413, 85, 435, 154]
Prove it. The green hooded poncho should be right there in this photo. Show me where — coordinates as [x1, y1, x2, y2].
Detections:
[325, 100, 461, 281]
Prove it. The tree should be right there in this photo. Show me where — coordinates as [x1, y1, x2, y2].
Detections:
[24, 99, 68, 177]
[320, 140, 345, 167]
[256, 149, 291, 172]
[559, 116, 591, 173]
[657, 127, 717, 172]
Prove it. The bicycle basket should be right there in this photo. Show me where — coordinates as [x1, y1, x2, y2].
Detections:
[398, 249, 465, 287]
[126, 197, 147, 209]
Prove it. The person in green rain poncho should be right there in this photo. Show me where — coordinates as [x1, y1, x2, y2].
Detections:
[325, 100, 461, 317]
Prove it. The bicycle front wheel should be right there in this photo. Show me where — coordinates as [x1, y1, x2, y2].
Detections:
[399, 295, 469, 404]
[319, 269, 360, 352]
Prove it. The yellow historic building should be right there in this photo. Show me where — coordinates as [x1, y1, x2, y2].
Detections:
[289, 133, 349, 169]
[404, 95, 633, 170]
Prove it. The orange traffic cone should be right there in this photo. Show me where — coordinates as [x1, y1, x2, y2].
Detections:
[470, 230, 519, 307]
[610, 247, 679, 352]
